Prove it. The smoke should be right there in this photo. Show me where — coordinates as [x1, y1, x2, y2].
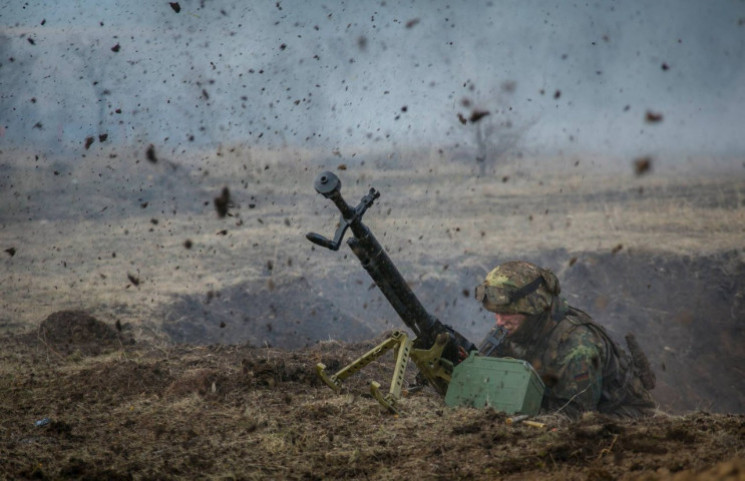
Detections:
[1, 1, 744, 165]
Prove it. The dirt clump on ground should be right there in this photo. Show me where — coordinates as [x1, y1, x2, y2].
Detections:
[1, 319, 743, 481]
[36, 310, 131, 357]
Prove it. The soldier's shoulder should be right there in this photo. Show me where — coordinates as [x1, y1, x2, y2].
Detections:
[553, 312, 605, 347]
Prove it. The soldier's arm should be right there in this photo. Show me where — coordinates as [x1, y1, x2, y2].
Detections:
[544, 329, 605, 416]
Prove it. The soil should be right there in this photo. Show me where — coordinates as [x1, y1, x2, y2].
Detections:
[1, 311, 743, 480]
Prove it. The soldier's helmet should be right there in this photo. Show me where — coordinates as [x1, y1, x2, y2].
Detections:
[474, 261, 560, 316]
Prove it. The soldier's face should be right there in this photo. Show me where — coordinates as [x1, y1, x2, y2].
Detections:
[494, 312, 527, 335]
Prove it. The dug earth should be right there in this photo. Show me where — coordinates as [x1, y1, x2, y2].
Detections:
[1, 311, 743, 480]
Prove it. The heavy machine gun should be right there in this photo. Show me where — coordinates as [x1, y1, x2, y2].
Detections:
[306, 171, 482, 412]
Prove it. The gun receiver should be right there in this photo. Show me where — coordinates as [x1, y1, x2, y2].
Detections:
[307, 171, 476, 401]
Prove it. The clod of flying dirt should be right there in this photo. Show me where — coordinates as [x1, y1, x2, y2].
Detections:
[634, 157, 653, 176]
[457, 113, 467, 125]
[502, 80, 517, 93]
[214, 187, 230, 218]
[611, 244, 623, 254]
[469, 109, 490, 123]
[169, 2, 181, 13]
[38, 310, 124, 356]
[645, 111, 664, 123]
[127, 273, 140, 286]
[111, 44, 121, 53]
[84, 137, 94, 149]
[146, 144, 158, 163]
[4, 247, 15, 257]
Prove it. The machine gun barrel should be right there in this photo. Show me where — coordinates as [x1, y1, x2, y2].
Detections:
[306, 171, 475, 368]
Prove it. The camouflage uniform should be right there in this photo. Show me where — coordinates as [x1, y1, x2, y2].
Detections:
[475, 261, 656, 418]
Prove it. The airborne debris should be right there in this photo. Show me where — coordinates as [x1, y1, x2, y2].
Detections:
[111, 43, 121, 53]
[127, 273, 140, 286]
[645, 111, 664, 123]
[469, 110, 490, 123]
[634, 157, 653, 176]
[501, 80, 517, 93]
[146, 144, 158, 163]
[5, 247, 16, 257]
[405, 18, 420, 28]
[214, 187, 230, 218]
[169, 2, 181, 13]
[84, 137, 95, 149]
[611, 244, 623, 255]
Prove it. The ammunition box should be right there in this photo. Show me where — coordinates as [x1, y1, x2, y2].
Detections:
[444, 352, 545, 415]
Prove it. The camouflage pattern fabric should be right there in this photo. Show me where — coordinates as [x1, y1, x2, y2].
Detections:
[478, 261, 560, 316]
[477, 260, 656, 417]
[490, 306, 657, 418]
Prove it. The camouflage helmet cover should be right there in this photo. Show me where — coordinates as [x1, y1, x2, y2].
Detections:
[475, 261, 560, 315]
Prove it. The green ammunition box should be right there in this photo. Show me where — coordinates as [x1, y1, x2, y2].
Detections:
[444, 352, 545, 415]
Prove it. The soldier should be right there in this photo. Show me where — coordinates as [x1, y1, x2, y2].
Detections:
[475, 261, 657, 418]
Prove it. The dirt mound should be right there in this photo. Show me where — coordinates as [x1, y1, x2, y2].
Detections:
[0, 334, 742, 480]
[37, 310, 127, 356]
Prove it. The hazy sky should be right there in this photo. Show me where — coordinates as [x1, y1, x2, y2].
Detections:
[2, 1, 744, 161]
